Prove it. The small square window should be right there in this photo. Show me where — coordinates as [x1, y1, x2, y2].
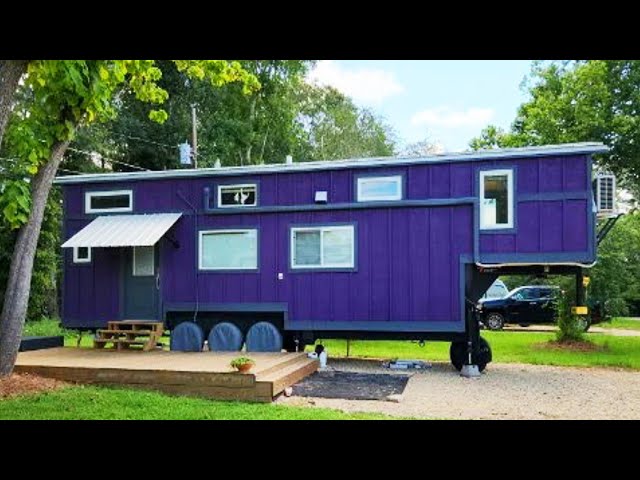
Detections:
[217, 184, 257, 208]
[73, 246, 91, 263]
[133, 246, 155, 276]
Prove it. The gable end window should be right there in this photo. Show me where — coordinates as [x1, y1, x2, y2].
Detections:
[479, 169, 514, 230]
[73, 246, 91, 264]
[217, 184, 257, 208]
[357, 175, 403, 202]
[85, 190, 132, 214]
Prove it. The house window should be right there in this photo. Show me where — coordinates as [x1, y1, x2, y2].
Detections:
[199, 229, 258, 270]
[217, 184, 257, 208]
[73, 246, 91, 263]
[357, 175, 402, 202]
[133, 246, 154, 276]
[480, 169, 514, 229]
[85, 190, 132, 214]
[291, 225, 355, 269]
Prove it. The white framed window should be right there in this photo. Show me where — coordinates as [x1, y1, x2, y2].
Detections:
[85, 190, 132, 214]
[357, 175, 402, 202]
[291, 225, 355, 269]
[133, 246, 155, 276]
[199, 229, 258, 270]
[479, 169, 514, 229]
[217, 184, 257, 208]
[73, 246, 91, 264]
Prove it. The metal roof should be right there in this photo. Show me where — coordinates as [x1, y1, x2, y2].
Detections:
[61, 213, 182, 248]
[54, 142, 609, 185]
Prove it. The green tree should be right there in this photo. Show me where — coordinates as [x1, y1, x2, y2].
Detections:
[72, 60, 313, 170]
[470, 61, 640, 194]
[293, 84, 395, 161]
[0, 60, 256, 376]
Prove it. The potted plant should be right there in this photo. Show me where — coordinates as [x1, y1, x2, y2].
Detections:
[230, 356, 255, 373]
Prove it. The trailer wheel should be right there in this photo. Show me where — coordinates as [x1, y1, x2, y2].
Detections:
[485, 313, 505, 331]
[449, 337, 492, 372]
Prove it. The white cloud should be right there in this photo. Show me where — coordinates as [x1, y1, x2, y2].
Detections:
[410, 106, 495, 128]
[307, 60, 404, 105]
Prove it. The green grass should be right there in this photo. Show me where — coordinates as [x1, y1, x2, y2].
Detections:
[318, 331, 640, 370]
[598, 317, 640, 331]
[0, 385, 392, 420]
[23, 317, 74, 338]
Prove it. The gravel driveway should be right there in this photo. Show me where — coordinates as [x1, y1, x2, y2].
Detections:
[279, 359, 640, 419]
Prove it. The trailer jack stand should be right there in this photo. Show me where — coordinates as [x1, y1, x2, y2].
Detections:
[461, 341, 481, 378]
[460, 304, 482, 378]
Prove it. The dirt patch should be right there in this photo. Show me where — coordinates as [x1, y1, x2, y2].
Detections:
[0, 373, 69, 399]
[535, 340, 608, 352]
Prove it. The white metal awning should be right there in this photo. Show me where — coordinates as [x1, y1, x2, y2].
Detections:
[61, 213, 182, 248]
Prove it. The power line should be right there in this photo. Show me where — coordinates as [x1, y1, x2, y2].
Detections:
[67, 147, 149, 171]
[113, 132, 178, 150]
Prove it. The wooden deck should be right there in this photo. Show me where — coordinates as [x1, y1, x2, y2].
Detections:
[15, 348, 318, 403]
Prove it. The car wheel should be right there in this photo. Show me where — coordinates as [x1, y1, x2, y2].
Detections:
[450, 337, 492, 372]
[485, 312, 505, 331]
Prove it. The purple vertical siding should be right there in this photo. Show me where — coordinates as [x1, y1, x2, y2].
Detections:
[61, 152, 593, 330]
[479, 155, 590, 257]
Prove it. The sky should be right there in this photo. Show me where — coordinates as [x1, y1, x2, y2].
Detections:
[307, 60, 534, 152]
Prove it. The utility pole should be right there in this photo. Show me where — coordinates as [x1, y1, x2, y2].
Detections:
[191, 104, 198, 169]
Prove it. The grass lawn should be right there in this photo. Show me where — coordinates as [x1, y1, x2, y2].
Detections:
[317, 331, 640, 370]
[0, 385, 392, 420]
[598, 317, 640, 331]
[22, 318, 640, 370]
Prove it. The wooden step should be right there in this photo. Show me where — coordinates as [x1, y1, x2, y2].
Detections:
[95, 338, 151, 345]
[97, 329, 156, 336]
[255, 352, 312, 377]
[257, 357, 319, 397]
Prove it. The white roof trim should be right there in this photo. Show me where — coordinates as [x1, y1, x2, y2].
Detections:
[54, 142, 609, 185]
[61, 213, 182, 248]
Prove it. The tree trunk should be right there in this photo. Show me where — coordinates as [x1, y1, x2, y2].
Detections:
[0, 60, 28, 148]
[0, 140, 69, 376]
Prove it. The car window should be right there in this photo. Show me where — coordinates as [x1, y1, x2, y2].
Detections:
[485, 282, 509, 299]
[539, 288, 554, 298]
[512, 288, 537, 300]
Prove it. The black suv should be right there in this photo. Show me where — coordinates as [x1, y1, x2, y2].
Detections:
[477, 286, 560, 330]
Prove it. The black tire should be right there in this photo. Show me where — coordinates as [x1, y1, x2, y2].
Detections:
[450, 337, 492, 372]
[484, 312, 505, 331]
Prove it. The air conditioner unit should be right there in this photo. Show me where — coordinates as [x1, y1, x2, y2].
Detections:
[593, 173, 616, 217]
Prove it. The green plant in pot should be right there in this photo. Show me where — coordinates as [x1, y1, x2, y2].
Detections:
[230, 357, 255, 373]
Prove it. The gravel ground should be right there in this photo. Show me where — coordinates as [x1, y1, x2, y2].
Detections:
[278, 359, 640, 419]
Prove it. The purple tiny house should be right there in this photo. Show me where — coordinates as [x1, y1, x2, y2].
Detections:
[56, 142, 608, 372]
